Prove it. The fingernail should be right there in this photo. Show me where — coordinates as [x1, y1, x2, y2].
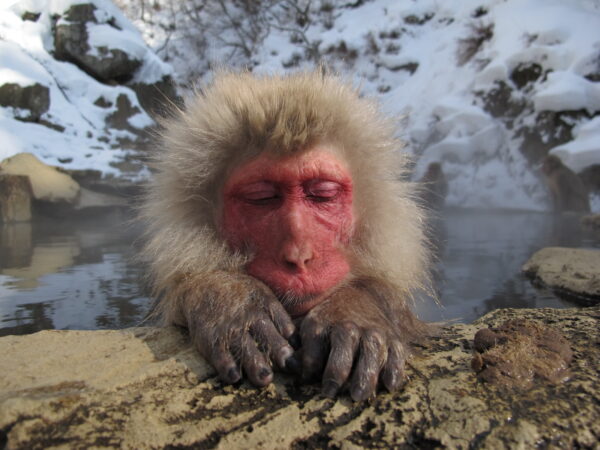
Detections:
[351, 386, 367, 402]
[383, 371, 398, 391]
[226, 367, 240, 383]
[322, 380, 339, 398]
[283, 324, 296, 339]
[285, 355, 301, 374]
[259, 367, 272, 380]
[280, 345, 293, 362]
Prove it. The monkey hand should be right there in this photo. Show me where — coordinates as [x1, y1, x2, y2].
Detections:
[178, 272, 298, 388]
[299, 280, 411, 401]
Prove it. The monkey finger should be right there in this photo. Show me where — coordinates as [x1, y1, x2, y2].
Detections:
[300, 320, 329, 382]
[249, 317, 297, 371]
[209, 338, 241, 384]
[381, 341, 407, 392]
[321, 322, 360, 398]
[265, 298, 296, 340]
[240, 332, 273, 387]
[350, 330, 387, 402]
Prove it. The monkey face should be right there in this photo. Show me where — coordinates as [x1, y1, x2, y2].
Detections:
[221, 148, 354, 316]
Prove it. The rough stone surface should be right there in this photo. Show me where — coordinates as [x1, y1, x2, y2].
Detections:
[1, 307, 598, 449]
[62, 3, 97, 23]
[0, 153, 79, 203]
[0, 83, 50, 121]
[522, 247, 600, 303]
[128, 75, 181, 118]
[471, 319, 573, 388]
[54, 3, 142, 83]
[0, 174, 32, 223]
[106, 94, 143, 132]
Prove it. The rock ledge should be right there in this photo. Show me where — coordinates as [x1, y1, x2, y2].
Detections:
[522, 247, 600, 303]
[1, 307, 598, 449]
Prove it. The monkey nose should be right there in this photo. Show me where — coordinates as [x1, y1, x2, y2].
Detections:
[281, 243, 313, 272]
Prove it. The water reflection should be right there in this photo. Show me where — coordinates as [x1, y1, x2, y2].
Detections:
[0, 212, 149, 336]
[414, 209, 600, 323]
[0, 209, 598, 336]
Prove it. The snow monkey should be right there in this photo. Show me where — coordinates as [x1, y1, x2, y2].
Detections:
[140, 70, 431, 401]
[542, 155, 590, 213]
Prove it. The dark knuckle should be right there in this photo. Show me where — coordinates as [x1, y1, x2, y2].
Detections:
[338, 320, 359, 335]
[302, 316, 321, 334]
[365, 329, 385, 347]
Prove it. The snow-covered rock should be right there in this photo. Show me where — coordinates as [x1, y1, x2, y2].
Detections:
[0, 0, 178, 181]
[551, 117, 600, 173]
[3, 0, 598, 211]
[117, 0, 600, 211]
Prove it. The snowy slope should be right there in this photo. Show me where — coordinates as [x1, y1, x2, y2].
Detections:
[2, 0, 599, 209]
[0, 0, 173, 179]
[120, 0, 600, 211]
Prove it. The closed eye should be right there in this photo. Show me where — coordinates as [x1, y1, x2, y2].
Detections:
[237, 182, 280, 205]
[239, 191, 279, 205]
[304, 180, 342, 202]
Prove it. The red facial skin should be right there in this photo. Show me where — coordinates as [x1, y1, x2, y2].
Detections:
[221, 148, 354, 317]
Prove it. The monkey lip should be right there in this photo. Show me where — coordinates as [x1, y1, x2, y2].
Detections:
[269, 277, 327, 317]
[247, 258, 351, 316]
[279, 293, 326, 318]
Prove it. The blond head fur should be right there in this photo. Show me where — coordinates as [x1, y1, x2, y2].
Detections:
[139, 69, 431, 320]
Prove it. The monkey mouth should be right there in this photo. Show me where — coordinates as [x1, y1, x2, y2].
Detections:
[277, 291, 324, 317]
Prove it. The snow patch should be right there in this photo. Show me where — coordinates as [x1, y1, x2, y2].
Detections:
[534, 71, 600, 114]
[550, 117, 600, 172]
[0, 0, 173, 179]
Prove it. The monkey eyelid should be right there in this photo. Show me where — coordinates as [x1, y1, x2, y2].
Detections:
[242, 190, 279, 201]
[240, 195, 281, 206]
[234, 181, 279, 202]
[304, 180, 344, 200]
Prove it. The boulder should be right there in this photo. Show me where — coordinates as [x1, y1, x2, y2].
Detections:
[106, 93, 142, 131]
[582, 213, 600, 230]
[0, 306, 598, 448]
[0, 154, 131, 219]
[0, 174, 32, 222]
[128, 75, 181, 117]
[0, 82, 50, 121]
[522, 247, 600, 303]
[62, 3, 97, 22]
[0, 153, 79, 203]
[53, 3, 142, 83]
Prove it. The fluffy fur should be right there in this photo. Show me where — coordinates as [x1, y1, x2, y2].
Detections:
[139, 69, 431, 323]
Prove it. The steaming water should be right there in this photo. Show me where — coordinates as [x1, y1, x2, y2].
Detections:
[0, 209, 598, 336]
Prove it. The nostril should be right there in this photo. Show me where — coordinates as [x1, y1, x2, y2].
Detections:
[285, 260, 298, 270]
